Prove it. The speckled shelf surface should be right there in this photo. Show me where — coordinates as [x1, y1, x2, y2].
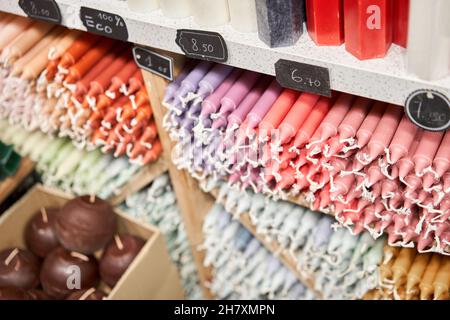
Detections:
[1, 0, 449, 105]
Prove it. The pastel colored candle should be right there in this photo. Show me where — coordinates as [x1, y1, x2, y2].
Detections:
[1, 21, 54, 65]
[306, 0, 344, 45]
[191, 0, 230, 27]
[407, 0, 450, 80]
[258, 89, 299, 141]
[396, 130, 422, 179]
[387, 114, 418, 164]
[355, 101, 386, 148]
[176, 61, 213, 99]
[366, 104, 403, 161]
[0, 15, 32, 52]
[64, 38, 115, 83]
[431, 130, 450, 178]
[197, 64, 234, 98]
[228, 0, 258, 33]
[128, 0, 159, 12]
[392, 0, 409, 47]
[58, 32, 100, 69]
[432, 258, 450, 300]
[217, 71, 261, 116]
[200, 69, 242, 118]
[227, 76, 271, 130]
[412, 131, 444, 176]
[278, 92, 320, 144]
[160, 0, 191, 18]
[337, 96, 373, 141]
[245, 79, 283, 130]
[344, 0, 393, 60]
[10, 27, 62, 78]
[419, 254, 442, 300]
[292, 96, 332, 148]
[255, 0, 305, 48]
[311, 93, 354, 143]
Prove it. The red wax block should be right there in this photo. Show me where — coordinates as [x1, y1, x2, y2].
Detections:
[392, 0, 409, 47]
[344, 0, 393, 60]
[306, 0, 344, 46]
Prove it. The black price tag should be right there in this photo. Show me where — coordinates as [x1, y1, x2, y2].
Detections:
[405, 90, 450, 132]
[19, 0, 62, 24]
[80, 7, 128, 42]
[175, 29, 227, 63]
[133, 47, 173, 81]
[275, 59, 331, 97]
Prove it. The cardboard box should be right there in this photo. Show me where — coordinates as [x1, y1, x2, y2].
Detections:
[0, 184, 185, 300]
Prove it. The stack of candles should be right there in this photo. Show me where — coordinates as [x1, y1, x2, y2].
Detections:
[128, 0, 449, 78]
[0, 13, 161, 166]
[203, 204, 316, 300]
[0, 119, 140, 199]
[201, 177, 384, 299]
[163, 61, 450, 255]
[120, 173, 204, 299]
[366, 246, 450, 300]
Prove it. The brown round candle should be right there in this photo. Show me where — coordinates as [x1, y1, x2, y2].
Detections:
[25, 207, 60, 258]
[40, 247, 99, 299]
[0, 287, 30, 300]
[0, 248, 40, 289]
[99, 234, 145, 287]
[66, 288, 107, 300]
[55, 195, 117, 254]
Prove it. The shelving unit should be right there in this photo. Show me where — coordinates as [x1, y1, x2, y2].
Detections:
[0, 3, 448, 301]
[1, 0, 449, 106]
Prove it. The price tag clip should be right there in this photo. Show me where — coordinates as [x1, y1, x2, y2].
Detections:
[176, 29, 228, 63]
[275, 59, 331, 97]
[133, 47, 173, 81]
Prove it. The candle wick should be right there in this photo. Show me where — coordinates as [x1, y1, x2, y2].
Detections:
[70, 252, 89, 262]
[89, 194, 96, 203]
[79, 288, 96, 300]
[41, 208, 48, 223]
[4, 248, 19, 266]
[115, 235, 124, 250]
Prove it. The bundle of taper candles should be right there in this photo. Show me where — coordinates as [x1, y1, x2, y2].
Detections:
[120, 173, 204, 300]
[163, 61, 450, 255]
[366, 246, 450, 300]
[203, 204, 316, 300]
[0, 119, 140, 199]
[202, 178, 450, 300]
[128, 0, 449, 80]
[0, 13, 161, 166]
[0, 196, 145, 300]
[201, 177, 383, 299]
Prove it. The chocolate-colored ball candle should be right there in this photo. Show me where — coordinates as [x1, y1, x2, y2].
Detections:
[99, 234, 145, 287]
[55, 195, 117, 254]
[25, 207, 60, 258]
[0, 248, 40, 289]
[40, 247, 99, 299]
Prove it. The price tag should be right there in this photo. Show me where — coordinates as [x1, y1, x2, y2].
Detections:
[175, 29, 228, 63]
[133, 47, 173, 81]
[19, 0, 62, 24]
[275, 59, 331, 97]
[405, 90, 450, 132]
[80, 7, 128, 42]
